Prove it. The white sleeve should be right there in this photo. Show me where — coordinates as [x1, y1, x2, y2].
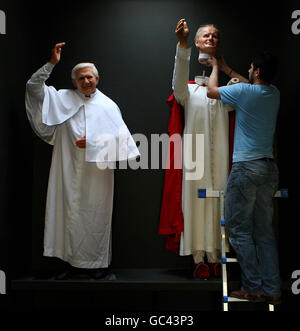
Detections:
[172, 45, 191, 106]
[25, 63, 57, 145]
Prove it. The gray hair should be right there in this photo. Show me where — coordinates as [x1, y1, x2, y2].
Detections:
[71, 62, 99, 79]
[194, 24, 220, 41]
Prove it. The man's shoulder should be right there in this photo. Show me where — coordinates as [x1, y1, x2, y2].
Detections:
[220, 82, 245, 94]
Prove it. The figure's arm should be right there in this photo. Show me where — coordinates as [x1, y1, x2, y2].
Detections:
[218, 56, 249, 83]
[172, 18, 190, 105]
[26, 42, 66, 102]
[25, 43, 65, 144]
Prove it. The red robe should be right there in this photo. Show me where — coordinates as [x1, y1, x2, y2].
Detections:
[159, 86, 235, 254]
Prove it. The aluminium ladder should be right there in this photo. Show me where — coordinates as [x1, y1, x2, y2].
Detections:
[198, 188, 288, 312]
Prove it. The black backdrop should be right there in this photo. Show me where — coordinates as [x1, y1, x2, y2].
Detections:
[0, 0, 298, 285]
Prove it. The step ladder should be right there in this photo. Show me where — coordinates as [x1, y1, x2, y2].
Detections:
[198, 188, 288, 311]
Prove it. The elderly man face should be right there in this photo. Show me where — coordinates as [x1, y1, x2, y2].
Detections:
[195, 25, 220, 56]
[72, 66, 99, 96]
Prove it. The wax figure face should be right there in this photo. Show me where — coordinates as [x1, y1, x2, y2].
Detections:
[72, 66, 99, 96]
[195, 25, 220, 56]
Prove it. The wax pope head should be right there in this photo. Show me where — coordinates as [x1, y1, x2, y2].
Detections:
[194, 24, 220, 57]
[71, 63, 99, 97]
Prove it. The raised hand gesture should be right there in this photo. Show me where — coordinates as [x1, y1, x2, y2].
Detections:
[175, 18, 189, 48]
[49, 42, 66, 65]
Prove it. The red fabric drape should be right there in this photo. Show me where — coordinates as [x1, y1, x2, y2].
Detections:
[159, 85, 235, 254]
[158, 92, 185, 253]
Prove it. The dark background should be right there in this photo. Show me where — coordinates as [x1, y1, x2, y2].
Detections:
[0, 0, 298, 300]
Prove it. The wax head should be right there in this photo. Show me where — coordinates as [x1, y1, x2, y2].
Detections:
[194, 25, 220, 56]
[72, 66, 99, 96]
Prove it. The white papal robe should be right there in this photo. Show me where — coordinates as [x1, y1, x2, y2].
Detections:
[172, 46, 232, 263]
[25, 63, 139, 268]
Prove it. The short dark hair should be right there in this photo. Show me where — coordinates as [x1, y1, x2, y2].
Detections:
[251, 51, 278, 83]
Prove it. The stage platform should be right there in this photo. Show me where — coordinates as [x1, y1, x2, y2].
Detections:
[2, 268, 295, 312]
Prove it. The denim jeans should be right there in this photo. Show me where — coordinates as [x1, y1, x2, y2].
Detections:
[225, 159, 281, 297]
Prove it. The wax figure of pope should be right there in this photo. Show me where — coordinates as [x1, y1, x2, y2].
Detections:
[25, 42, 140, 279]
[172, 19, 236, 279]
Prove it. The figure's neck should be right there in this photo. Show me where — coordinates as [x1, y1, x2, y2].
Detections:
[199, 49, 216, 56]
[76, 89, 98, 98]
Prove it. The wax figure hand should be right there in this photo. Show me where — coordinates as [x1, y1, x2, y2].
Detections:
[75, 136, 86, 148]
[49, 42, 66, 65]
[175, 18, 189, 48]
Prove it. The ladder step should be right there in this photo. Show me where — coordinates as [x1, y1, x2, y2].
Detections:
[228, 296, 249, 302]
[222, 257, 238, 263]
[226, 258, 238, 263]
[274, 189, 288, 198]
[198, 189, 221, 198]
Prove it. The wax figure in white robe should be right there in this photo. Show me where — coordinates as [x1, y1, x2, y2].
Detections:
[25, 62, 139, 272]
[172, 21, 233, 278]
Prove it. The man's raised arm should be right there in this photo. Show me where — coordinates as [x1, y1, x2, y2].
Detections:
[218, 56, 249, 83]
[207, 56, 221, 99]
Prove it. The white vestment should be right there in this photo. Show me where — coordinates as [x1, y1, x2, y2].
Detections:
[172, 46, 232, 262]
[25, 63, 139, 268]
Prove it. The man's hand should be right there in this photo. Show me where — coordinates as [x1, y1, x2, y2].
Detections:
[207, 56, 218, 68]
[75, 136, 86, 149]
[175, 18, 189, 48]
[49, 42, 66, 65]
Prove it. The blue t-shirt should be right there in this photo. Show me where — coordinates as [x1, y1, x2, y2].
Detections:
[219, 83, 280, 162]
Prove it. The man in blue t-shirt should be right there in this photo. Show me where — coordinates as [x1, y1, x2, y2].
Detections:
[206, 51, 281, 305]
